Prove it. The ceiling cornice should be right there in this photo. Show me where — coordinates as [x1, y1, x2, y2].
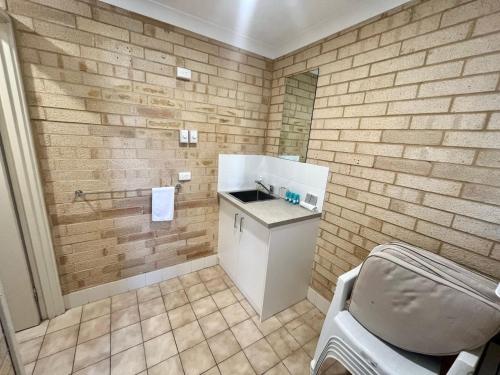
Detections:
[273, 0, 408, 58]
[102, 0, 409, 60]
[102, 0, 277, 57]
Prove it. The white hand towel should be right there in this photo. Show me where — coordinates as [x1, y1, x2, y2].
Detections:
[152, 187, 175, 221]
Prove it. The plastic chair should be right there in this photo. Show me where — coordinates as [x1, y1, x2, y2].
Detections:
[311, 266, 484, 375]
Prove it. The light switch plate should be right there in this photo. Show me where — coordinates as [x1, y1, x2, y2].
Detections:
[179, 129, 189, 143]
[176, 67, 191, 81]
[189, 130, 198, 143]
[179, 171, 191, 181]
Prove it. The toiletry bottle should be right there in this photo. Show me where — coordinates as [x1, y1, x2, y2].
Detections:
[279, 186, 287, 199]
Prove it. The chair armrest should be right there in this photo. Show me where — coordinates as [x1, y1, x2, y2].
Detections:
[329, 265, 361, 317]
[447, 346, 484, 375]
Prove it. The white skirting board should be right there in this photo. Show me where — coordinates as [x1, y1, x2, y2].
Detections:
[63, 255, 218, 309]
[307, 286, 331, 315]
[64, 253, 331, 315]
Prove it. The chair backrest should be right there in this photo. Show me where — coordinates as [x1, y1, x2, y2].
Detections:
[312, 261, 485, 375]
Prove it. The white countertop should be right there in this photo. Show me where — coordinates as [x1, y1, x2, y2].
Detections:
[218, 191, 322, 228]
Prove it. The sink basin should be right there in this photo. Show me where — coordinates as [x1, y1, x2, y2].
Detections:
[229, 190, 276, 203]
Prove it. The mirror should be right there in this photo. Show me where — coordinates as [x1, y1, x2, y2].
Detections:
[278, 69, 319, 163]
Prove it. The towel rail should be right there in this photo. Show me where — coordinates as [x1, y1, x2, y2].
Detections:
[75, 183, 181, 198]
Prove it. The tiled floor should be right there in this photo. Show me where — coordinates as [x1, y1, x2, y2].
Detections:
[16, 265, 328, 375]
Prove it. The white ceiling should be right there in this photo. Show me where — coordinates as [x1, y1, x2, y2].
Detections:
[103, 0, 409, 59]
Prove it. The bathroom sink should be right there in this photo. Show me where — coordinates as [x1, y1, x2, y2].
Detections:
[229, 190, 277, 203]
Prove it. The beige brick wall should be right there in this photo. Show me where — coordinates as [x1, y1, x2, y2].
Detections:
[5, 0, 272, 294]
[279, 72, 317, 161]
[269, 0, 500, 299]
[4, 0, 500, 300]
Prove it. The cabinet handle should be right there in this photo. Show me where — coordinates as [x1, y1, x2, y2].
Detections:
[240, 216, 244, 232]
[233, 213, 239, 228]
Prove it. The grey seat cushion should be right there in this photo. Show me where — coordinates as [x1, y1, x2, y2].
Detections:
[349, 242, 500, 356]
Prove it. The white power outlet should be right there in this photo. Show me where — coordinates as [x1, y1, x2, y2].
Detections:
[178, 171, 191, 181]
[176, 67, 191, 81]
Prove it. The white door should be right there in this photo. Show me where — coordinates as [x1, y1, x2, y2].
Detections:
[0, 149, 40, 331]
[217, 200, 239, 281]
[237, 213, 269, 311]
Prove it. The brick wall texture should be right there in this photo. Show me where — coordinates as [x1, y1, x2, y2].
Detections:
[2, 0, 499, 299]
[279, 72, 317, 161]
[3, 0, 272, 294]
[268, 0, 500, 299]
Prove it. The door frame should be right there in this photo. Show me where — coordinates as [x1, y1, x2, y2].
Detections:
[0, 11, 65, 319]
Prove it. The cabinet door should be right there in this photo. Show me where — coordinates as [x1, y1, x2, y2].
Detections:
[237, 213, 269, 310]
[217, 200, 240, 280]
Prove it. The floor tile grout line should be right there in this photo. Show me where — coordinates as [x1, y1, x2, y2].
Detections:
[33, 303, 316, 374]
[108, 316, 112, 375]
[27, 324, 68, 363]
[152, 277, 185, 374]
[69, 304, 84, 374]
[135, 293, 147, 375]
[35, 303, 113, 373]
[28, 323, 46, 373]
[217, 304, 255, 374]
[203, 271, 265, 374]
[29, 307, 82, 373]
[21, 265, 324, 375]
[174, 271, 222, 374]
[27, 272, 174, 372]
[188, 269, 231, 374]
[73, 302, 111, 374]
[235, 309, 284, 374]
[109, 296, 115, 375]
[156, 269, 229, 374]
[29, 324, 80, 372]
[15, 320, 49, 350]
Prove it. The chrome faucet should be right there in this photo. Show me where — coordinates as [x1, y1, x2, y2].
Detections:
[255, 179, 274, 195]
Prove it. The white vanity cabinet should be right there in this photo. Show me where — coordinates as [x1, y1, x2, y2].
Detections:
[218, 197, 320, 320]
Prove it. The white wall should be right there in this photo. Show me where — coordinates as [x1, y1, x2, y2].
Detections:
[217, 154, 262, 192]
[218, 155, 329, 211]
